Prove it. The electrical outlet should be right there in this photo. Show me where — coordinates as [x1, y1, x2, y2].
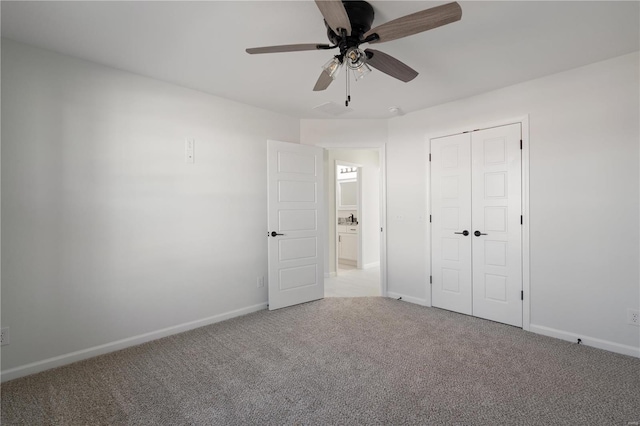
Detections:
[628, 309, 640, 326]
[257, 276, 264, 288]
[1, 327, 9, 346]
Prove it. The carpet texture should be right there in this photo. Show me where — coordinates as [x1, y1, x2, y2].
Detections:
[2, 298, 639, 425]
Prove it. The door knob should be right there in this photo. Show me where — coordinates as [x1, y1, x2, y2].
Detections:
[454, 230, 469, 236]
[270, 231, 284, 237]
[474, 230, 487, 237]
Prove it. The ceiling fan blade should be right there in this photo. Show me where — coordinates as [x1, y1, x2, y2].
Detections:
[246, 43, 331, 54]
[364, 2, 461, 44]
[365, 49, 418, 83]
[315, 0, 352, 36]
[313, 70, 334, 91]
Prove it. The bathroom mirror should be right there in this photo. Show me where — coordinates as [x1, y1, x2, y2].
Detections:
[338, 180, 357, 209]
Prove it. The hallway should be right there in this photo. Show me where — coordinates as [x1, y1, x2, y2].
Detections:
[324, 266, 380, 298]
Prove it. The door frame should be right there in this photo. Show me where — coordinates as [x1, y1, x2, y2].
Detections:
[335, 160, 363, 272]
[305, 142, 388, 298]
[425, 115, 531, 331]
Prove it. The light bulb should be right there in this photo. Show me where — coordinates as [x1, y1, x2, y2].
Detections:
[344, 47, 371, 80]
[345, 47, 366, 70]
[322, 57, 342, 80]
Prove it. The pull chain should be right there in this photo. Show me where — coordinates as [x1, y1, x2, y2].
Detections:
[345, 68, 351, 107]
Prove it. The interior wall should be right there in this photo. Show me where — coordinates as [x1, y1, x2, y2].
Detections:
[327, 150, 380, 274]
[303, 52, 640, 355]
[1, 40, 300, 375]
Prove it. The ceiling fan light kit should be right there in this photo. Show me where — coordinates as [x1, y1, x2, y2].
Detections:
[246, 0, 462, 106]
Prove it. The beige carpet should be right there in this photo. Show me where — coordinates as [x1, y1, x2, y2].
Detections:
[2, 298, 640, 425]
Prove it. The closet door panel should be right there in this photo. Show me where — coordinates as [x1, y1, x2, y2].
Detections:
[431, 133, 473, 315]
[471, 124, 522, 327]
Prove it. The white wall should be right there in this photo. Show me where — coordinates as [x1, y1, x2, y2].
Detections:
[303, 52, 640, 356]
[327, 149, 380, 274]
[1, 40, 300, 377]
[301, 120, 388, 148]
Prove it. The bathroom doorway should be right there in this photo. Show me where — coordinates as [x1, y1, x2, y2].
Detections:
[336, 161, 361, 271]
[325, 149, 382, 298]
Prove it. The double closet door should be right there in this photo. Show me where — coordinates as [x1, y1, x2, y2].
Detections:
[431, 123, 522, 327]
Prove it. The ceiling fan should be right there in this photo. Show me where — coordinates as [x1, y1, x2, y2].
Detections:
[246, 0, 462, 105]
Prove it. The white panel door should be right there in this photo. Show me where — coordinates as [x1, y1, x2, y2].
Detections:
[267, 140, 324, 310]
[431, 133, 473, 315]
[471, 124, 522, 327]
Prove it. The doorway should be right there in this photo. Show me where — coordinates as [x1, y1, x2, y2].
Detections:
[336, 161, 361, 271]
[325, 148, 383, 298]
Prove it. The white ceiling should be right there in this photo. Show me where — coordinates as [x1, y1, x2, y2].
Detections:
[2, 1, 638, 119]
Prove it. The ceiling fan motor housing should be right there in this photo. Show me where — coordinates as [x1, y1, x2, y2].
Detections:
[325, 0, 375, 53]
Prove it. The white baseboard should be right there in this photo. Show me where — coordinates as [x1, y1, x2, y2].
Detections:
[324, 271, 337, 278]
[387, 292, 429, 307]
[0, 302, 268, 383]
[529, 324, 640, 358]
[363, 262, 380, 269]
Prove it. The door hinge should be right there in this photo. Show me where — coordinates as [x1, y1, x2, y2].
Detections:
[521, 290, 524, 300]
[430, 275, 433, 284]
[520, 140, 523, 150]
[429, 153, 431, 162]
[521, 215, 523, 225]
[380, 227, 383, 232]
[339, 235, 341, 242]
[429, 215, 432, 223]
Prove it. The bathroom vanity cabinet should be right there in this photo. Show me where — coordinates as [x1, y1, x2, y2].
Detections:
[338, 225, 358, 264]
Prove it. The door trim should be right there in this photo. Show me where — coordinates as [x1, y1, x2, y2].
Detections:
[425, 115, 531, 331]
[303, 142, 388, 298]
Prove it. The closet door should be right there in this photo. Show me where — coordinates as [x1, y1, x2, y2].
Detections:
[431, 133, 473, 315]
[471, 124, 522, 327]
